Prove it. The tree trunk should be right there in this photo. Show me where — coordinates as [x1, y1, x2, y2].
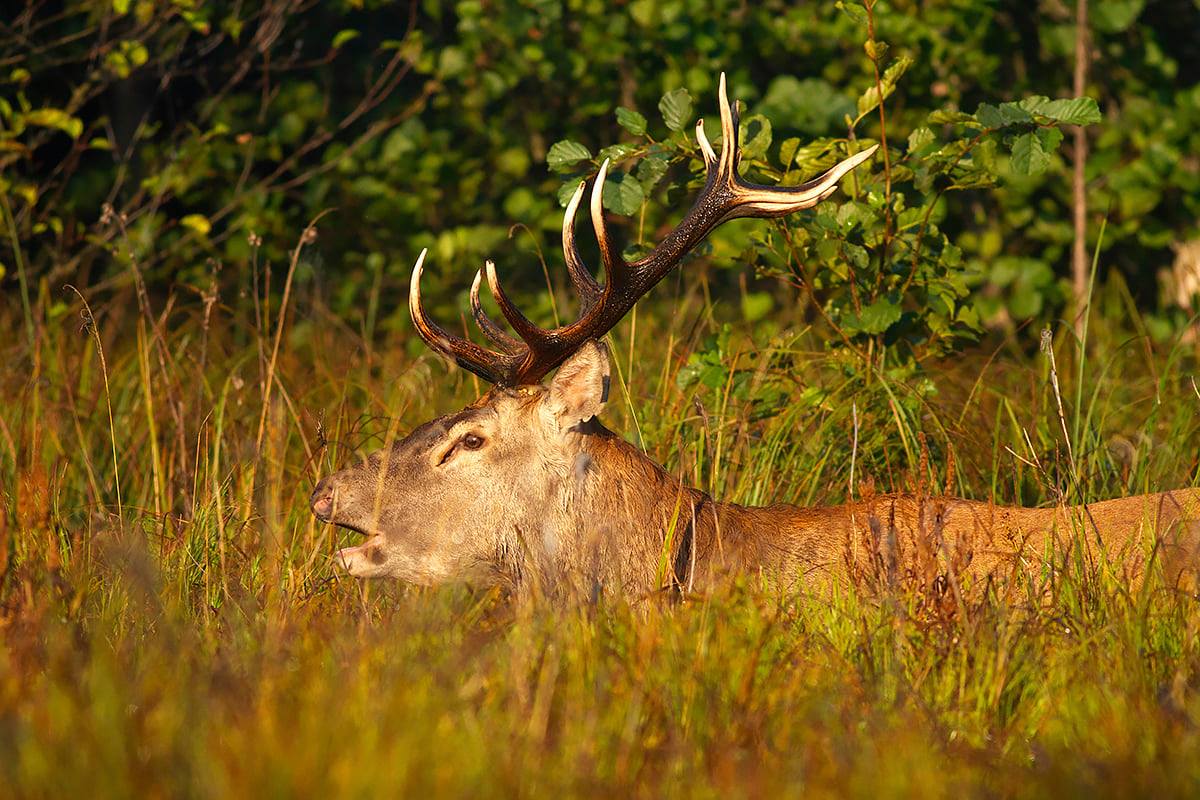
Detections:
[1072, 0, 1090, 337]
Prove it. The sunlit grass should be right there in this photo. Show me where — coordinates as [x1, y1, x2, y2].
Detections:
[2, 257, 1200, 796]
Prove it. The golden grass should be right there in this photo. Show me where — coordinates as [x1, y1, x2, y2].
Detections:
[2, 259, 1200, 797]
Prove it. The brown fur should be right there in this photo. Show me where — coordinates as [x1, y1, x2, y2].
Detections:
[563, 429, 1200, 598]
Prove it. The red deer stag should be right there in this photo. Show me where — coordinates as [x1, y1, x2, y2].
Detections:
[311, 76, 1200, 598]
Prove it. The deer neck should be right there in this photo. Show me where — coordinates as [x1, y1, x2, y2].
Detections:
[509, 425, 774, 597]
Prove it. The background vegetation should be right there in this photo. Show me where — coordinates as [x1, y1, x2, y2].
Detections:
[4, 0, 1200, 796]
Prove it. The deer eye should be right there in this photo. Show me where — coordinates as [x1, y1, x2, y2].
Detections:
[438, 432, 487, 465]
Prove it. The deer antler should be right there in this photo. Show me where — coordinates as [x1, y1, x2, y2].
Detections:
[410, 73, 879, 387]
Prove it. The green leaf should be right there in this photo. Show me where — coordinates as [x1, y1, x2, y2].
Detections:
[600, 171, 644, 216]
[835, 0, 867, 22]
[757, 76, 854, 136]
[597, 143, 637, 164]
[897, 207, 924, 230]
[635, 154, 669, 192]
[790, 139, 843, 173]
[738, 114, 772, 161]
[836, 203, 864, 230]
[615, 107, 647, 136]
[863, 39, 889, 62]
[927, 109, 976, 126]
[180, 214, 212, 236]
[332, 29, 360, 49]
[741, 291, 773, 323]
[179, 10, 210, 33]
[547, 139, 592, 172]
[124, 41, 148, 68]
[659, 88, 693, 132]
[946, 170, 997, 191]
[844, 243, 869, 270]
[23, 108, 83, 139]
[1009, 129, 1061, 176]
[1035, 97, 1101, 126]
[1017, 95, 1052, 114]
[975, 102, 1032, 129]
[105, 51, 131, 78]
[996, 258, 1056, 318]
[847, 297, 902, 334]
[855, 55, 913, 120]
[437, 47, 467, 78]
[778, 137, 802, 167]
[1008, 133, 1040, 175]
[1038, 126, 1064, 153]
[557, 179, 584, 208]
[1093, 0, 1145, 32]
[907, 126, 935, 152]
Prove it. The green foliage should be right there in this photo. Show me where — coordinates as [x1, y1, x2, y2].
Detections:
[600, 171, 645, 216]
[586, 42, 1101, 438]
[0, 2, 1190, 352]
[1, 0, 1196, 347]
[658, 87, 694, 132]
[546, 140, 592, 171]
[615, 107, 648, 136]
[547, 49, 1099, 387]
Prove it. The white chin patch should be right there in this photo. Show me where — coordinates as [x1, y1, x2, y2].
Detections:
[337, 535, 385, 577]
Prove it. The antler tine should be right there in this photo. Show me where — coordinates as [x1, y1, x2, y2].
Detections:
[483, 259, 556, 348]
[409, 249, 515, 384]
[470, 265, 523, 354]
[561, 179, 603, 313]
[716, 72, 739, 173]
[732, 144, 878, 216]
[700, 71, 878, 216]
[589, 159, 628, 291]
[695, 118, 718, 166]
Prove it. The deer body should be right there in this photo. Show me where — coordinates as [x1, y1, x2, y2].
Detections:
[671, 486, 1200, 597]
[312, 342, 1200, 598]
[311, 76, 1200, 598]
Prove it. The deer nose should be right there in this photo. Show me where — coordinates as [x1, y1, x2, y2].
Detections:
[310, 478, 335, 521]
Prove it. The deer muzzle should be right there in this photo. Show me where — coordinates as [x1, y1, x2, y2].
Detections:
[310, 478, 335, 521]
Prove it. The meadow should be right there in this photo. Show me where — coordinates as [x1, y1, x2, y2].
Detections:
[2, 241, 1200, 797]
[4, 3, 1200, 794]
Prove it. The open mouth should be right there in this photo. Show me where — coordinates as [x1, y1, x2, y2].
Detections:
[330, 521, 382, 568]
[336, 538, 381, 567]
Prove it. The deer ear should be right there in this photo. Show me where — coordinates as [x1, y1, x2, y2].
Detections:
[547, 340, 610, 427]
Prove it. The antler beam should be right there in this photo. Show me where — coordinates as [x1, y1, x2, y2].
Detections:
[410, 72, 878, 387]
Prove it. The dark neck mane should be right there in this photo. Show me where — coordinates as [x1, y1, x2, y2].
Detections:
[571, 427, 769, 593]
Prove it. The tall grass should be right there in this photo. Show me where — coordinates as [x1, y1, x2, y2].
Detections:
[2, 245, 1200, 797]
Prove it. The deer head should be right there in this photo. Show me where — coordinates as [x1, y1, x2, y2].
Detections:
[312, 74, 877, 586]
[311, 341, 612, 583]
